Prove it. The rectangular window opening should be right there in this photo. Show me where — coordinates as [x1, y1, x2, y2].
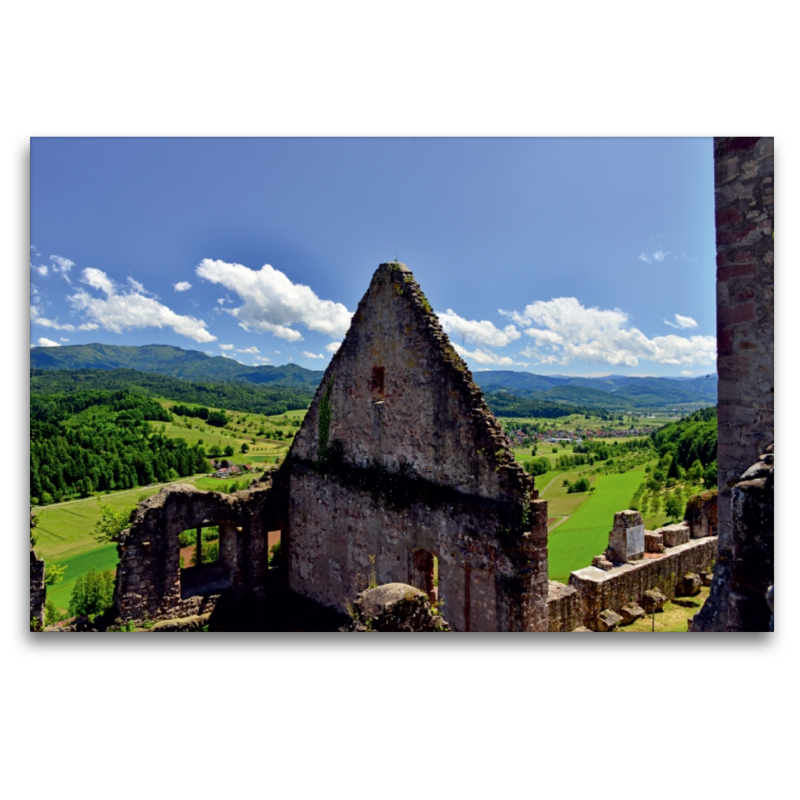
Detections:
[370, 366, 385, 403]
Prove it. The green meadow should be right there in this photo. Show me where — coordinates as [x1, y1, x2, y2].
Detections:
[546, 465, 649, 583]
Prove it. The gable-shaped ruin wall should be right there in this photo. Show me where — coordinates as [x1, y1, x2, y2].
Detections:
[283, 263, 549, 631]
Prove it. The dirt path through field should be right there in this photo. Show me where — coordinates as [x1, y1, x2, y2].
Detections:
[41, 473, 208, 510]
[548, 516, 570, 532]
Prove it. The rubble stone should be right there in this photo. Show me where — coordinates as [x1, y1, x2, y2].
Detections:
[596, 609, 623, 631]
[619, 603, 645, 625]
[642, 589, 667, 613]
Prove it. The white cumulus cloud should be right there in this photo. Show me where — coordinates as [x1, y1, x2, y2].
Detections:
[503, 297, 716, 367]
[174, 281, 192, 292]
[68, 268, 216, 343]
[34, 264, 48, 276]
[218, 343, 234, 350]
[35, 337, 60, 347]
[196, 259, 352, 341]
[302, 351, 325, 359]
[664, 313, 699, 329]
[325, 341, 341, 354]
[236, 346, 260, 354]
[452, 343, 520, 367]
[438, 309, 520, 348]
[30, 304, 76, 331]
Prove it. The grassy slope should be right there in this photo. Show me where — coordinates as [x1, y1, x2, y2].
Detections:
[547, 465, 648, 583]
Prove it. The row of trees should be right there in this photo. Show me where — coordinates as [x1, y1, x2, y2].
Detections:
[170, 403, 229, 427]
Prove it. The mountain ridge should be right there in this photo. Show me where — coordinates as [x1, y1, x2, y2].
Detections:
[30, 343, 717, 410]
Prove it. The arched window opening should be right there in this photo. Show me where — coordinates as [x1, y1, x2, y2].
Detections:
[410, 548, 439, 603]
[268, 529, 283, 569]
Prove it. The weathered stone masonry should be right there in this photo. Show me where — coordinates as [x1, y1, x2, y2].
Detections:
[692, 137, 774, 632]
[114, 482, 282, 621]
[285, 264, 549, 631]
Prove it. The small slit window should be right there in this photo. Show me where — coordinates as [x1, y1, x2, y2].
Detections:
[370, 366, 385, 403]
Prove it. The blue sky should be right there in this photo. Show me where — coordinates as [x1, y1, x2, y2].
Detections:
[30, 137, 717, 377]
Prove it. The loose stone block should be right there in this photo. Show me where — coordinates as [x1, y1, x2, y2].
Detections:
[619, 603, 645, 625]
[597, 609, 623, 631]
[661, 523, 691, 548]
[645, 530, 665, 554]
[642, 589, 667, 613]
[675, 574, 702, 597]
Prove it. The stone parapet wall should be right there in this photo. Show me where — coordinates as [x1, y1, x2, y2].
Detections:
[568, 537, 717, 631]
[547, 581, 580, 632]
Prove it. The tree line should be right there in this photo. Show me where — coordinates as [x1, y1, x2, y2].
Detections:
[169, 403, 229, 427]
[30, 368, 315, 417]
[30, 389, 209, 504]
[484, 391, 592, 419]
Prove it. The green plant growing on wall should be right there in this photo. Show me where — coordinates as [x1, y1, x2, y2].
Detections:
[318, 375, 334, 459]
[368, 554, 377, 589]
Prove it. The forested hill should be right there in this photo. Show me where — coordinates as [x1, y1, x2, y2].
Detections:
[30, 368, 315, 417]
[30, 390, 209, 503]
[30, 343, 324, 388]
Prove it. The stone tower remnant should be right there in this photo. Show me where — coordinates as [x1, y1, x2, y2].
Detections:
[692, 137, 774, 632]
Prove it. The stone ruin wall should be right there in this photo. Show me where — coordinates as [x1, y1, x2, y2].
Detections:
[289, 467, 548, 631]
[30, 508, 45, 629]
[547, 497, 718, 632]
[285, 264, 549, 631]
[30, 550, 45, 629]
[693, 446, 773, 631]
[291, 263, 530, 501]
[563, 538, 717, 631]
[114, 481, 283, 621]
[697, 136, 774, 631]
